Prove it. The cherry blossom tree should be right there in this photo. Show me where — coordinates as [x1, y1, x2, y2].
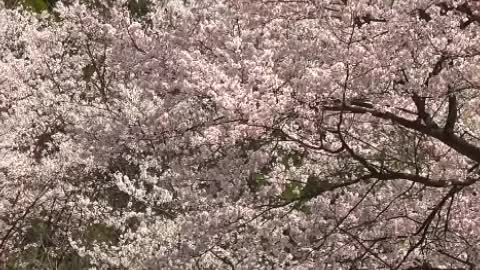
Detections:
[1, 0, 480, 269]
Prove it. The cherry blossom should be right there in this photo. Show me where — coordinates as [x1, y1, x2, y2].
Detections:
[1, 0, 480, 269]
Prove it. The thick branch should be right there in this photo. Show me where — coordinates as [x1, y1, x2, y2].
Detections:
[434, 2, 480, 28]
[406, 267, 468, 270]
[324, 104, 480, 162]
[412, 94, 439, 129]
[375, 171, 475, 187]
[445, 91, 458, 133]
[426, 55, 448, 86]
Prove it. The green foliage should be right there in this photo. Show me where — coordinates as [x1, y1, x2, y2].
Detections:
[301, 175, 323, 199]
[280, 181, 302, 202]
[2, 0, 58, 13]
[23, 0, 48, 13]
[2, 0, 154, 18]
[280, 182, 313, 214]
[254, 172, 268, 186]
[280, 175, 328, 202]
[246, 172, 270, 193]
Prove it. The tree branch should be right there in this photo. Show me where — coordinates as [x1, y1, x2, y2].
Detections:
[324, 103, 480, 162]
[444, 90, 458, 133]
[375, 171, 475, 188]
[412, 93, 439, 129]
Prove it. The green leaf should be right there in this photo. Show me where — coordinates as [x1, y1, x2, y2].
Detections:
[255, 173, 267, 185]
[280, 182, 302, 201]
[23, 0, 49, 13]
[248, 172, 269, 192]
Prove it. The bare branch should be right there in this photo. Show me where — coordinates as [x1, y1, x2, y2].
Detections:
[445, 90, 458, 133]
[324, 103, 480, 162]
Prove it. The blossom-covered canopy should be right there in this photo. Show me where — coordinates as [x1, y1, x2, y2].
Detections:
[1, 0, 480, 269]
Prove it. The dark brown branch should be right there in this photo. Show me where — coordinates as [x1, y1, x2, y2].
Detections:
[323, 104, 480, 163]
[354, 14, 387, 28]
[412, 94, 439, 129]
[414, 186, 460, 237]
[445, 91, 458, 133]
[416, 8, 432, 22]
[374, 171, 475, 188]
[454, 3, 480, 25]
[338, 226, 392, 268]
[426, 55, 448, 86]
[395, 186, 461, 269]
[415, 2, 480, 34]
[436, 248, 476, 269]
[0, 187, 49, 252]
[339, 132, 378, 173]
[406, 265, 469, 270]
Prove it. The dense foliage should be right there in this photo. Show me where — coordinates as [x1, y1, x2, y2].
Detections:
[1, 0, 480, 269]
